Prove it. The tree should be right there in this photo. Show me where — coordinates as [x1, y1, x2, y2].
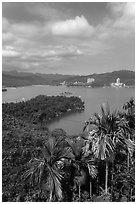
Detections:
[123, 98, 135, 167]
[23, 136, 72, 201]
[83, 104, 125, 195]
[66, 137, 97, 201]
[122, 98, 135, 201]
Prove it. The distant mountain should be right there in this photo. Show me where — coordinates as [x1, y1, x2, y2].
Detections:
[65, 70, 135, 87]
[2, 70, 135, 87]
[2, 71, 78, 87]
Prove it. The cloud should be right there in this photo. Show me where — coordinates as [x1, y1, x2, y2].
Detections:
[109, 2, 134, 17]
[2, 17, 10, 31]
[22, 45, 83, 60]
[27, 3, 68, 21]
[2, 32, 16, 42]
[2, 43, 83, 73]
[2, 49, 20, 57]
[97, 2, 135, 40]
[51, 16, 95, 37]
[2, 3, 134, 73]
[11, 23, 42, 38]
[2, 17, 43, 45]
[112, 2, 134, 29]
[3, 45, 81, 72]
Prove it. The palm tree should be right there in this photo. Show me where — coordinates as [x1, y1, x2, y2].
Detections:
[23, 136, 72, 201]
[119, 99, 135, 176]
[66, 137, 85, 201]
[83, 103, 125, 195]
[121, 99, 135, 202]
[123, 97, 135, 115]
[66, 137, 97, 201]
[82, 137, 97, 199]
[86, 157, 97, 199]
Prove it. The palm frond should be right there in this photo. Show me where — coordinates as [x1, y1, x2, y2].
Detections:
[47, 164, 63, 200]
[23, 158, 45, 185]
[42, 146, 51, 162]
[87, 164, 97, 178]
[53, 146, 74, 163]
[125, 138, 135, 155]
[105, 135, 115, 153]
[48, 137, 55, 155]
[66, 138, 83, 158]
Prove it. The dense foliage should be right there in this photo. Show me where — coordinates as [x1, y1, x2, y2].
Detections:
[2, 71, 76, 87]
[3, 95, 84, 125]
[2, 97, 135, 202]
[66, 70, 135, 87]
[3, 70, 135, 87]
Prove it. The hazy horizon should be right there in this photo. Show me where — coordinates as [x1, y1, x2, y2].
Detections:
[2, 2, 135, 75]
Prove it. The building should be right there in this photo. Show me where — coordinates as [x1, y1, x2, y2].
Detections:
[60, 81, 66, 85]
[116, 78, 120, 84]
[87, 78, 95, 84]
[111, 78, 125, 87]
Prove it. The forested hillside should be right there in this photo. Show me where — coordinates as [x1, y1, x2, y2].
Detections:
[3, 95, 84, 125]
[2, 71, 77, 87]
[2, 96, 135, 202]
[65, 70, 135, 86]
[2, 70, 135, 87]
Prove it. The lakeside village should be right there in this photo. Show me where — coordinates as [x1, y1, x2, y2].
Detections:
[2, 77, 128, 94]
[60, 77, 127, 88]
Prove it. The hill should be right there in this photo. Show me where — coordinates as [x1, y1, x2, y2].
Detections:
[2, 70, 135, 87]
[65, 70, 135, 86]
[2, 71, 78, 87]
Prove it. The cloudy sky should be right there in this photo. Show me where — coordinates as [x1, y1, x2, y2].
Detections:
[2, 2, 135, 75]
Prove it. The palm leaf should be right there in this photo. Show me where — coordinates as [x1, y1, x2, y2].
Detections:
[87, 163, 97, 178]
[42, 146, 51, 162]
[47, 164, 63, 200]
[125, 138, 135, 155]
[23, 158, 45, 185]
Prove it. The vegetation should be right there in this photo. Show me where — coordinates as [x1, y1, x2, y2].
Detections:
[2, 71, 77, 87]
[2, 97, 135, 202]
[3, 95, 84, 125]
[3, 70, 135, 87]
[2, 88, 7, 92]
[66, 70, 135, 87]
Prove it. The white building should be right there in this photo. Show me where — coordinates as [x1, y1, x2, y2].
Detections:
[60, 81, 66, 85]
[116, 78, 120, 84]
[111, 78, 125, 87]
[87, 78, 95, 84]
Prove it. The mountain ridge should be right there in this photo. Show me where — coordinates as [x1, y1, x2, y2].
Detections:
[2, 70, 135, 87]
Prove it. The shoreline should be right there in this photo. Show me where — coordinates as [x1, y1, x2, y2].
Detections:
[2, 84, 135, 104]
[3, 84, 135, 90]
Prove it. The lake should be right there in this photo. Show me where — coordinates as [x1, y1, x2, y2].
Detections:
[2, 85, 135, 135]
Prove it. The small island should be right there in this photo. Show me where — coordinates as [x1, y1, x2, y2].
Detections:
[59, 91, 73, 96]
[2, 88, 7, 92]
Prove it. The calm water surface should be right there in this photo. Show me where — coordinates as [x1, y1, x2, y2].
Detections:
[3, 85, 135, 135]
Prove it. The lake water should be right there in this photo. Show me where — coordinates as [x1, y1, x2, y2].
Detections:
[3, 85, 135, 135]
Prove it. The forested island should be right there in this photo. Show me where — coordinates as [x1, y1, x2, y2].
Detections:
[2, 96, 135, 202]
[2, 88, 7, 92]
